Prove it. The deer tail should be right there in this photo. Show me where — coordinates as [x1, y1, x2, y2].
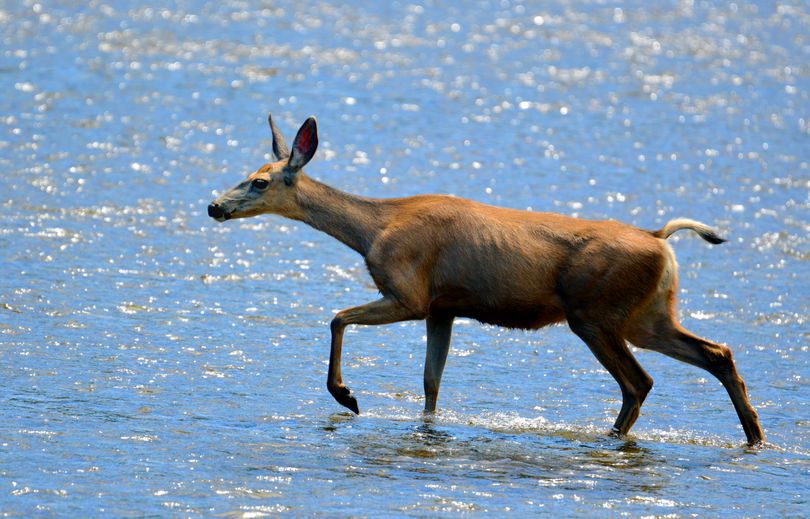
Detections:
[651, 218, 726, 244]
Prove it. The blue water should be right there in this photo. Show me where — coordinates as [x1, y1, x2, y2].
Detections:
[1, 0, 808, 515]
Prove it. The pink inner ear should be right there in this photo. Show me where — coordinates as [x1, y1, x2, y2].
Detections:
[295, 126, 314, 153]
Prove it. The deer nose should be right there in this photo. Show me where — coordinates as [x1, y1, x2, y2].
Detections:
[208, 203, 229, 220]
[207, 203, 222, 218]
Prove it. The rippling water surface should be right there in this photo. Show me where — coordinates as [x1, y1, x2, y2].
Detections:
[1, 0, 808, 515]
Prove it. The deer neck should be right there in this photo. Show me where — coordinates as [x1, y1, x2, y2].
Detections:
[289, 174, 387, 257]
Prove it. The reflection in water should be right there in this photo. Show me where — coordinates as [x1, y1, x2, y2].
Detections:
[321, 411, 356, 432]
[337, 412, 673, 513]
[415, 421, 454, 445]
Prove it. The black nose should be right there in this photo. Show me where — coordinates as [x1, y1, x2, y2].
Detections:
[208, 203, 224, 219]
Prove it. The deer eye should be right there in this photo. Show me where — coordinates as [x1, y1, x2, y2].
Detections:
[251, 178, 269, 190]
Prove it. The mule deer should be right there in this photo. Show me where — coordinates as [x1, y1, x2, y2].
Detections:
[208, 114, 764, 445]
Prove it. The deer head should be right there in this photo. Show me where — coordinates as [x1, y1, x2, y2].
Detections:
[208, 114, 318, 222]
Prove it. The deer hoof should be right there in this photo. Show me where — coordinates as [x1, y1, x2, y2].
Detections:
[746, 438, 766, 450]
[330, 385, 360, 415]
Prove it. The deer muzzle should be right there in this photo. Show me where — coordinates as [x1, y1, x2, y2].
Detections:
[207, 203, 231, 222]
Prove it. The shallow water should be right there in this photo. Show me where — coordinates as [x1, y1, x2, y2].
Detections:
[1, 0, 808, 516]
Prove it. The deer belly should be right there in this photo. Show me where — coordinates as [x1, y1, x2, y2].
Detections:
[429, 290, 566, 330]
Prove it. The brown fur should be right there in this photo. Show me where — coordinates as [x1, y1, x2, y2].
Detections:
[208, 115, 764, 445]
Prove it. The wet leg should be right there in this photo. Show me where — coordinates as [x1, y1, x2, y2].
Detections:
[328, 297, 422, 414]
[570, 321, 654, 437]
[423, 315, 454, 413]
[632, 325, 764, 445]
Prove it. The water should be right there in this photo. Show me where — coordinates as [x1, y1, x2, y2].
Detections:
[1, 0, 808, 515]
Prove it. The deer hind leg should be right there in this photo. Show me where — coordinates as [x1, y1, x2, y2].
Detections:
[628, 321, 765, 446]
[423, 315, 454, 414]
[568, 318, 654, 437]
[328, 297, 422, 414]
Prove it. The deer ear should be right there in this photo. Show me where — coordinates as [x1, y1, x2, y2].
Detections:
[268, 113, 290, 160]
[286, 117, 318, 174]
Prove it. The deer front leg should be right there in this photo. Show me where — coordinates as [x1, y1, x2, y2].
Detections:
[328, 297, 422, 414]
[423, 315, 454, 414]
